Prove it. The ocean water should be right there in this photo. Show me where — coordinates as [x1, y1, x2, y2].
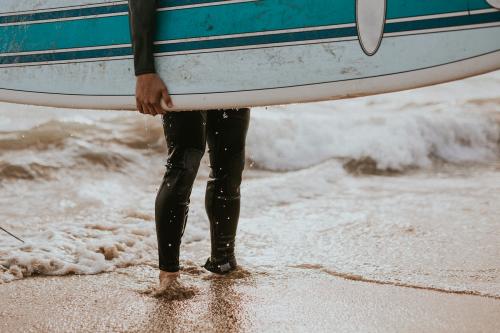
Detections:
[0, 72, 499, 298]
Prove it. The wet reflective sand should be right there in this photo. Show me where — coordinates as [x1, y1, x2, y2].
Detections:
[0, 263, 499, 333]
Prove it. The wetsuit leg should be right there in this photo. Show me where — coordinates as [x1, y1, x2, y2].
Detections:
[155, 110, 207, 272]
[203, 108, 251, 274]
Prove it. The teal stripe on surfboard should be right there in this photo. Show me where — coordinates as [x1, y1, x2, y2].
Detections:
[0, 1, 226, 24]
[1, 11, 499, 66]
[3, 0, 353, 54]
[0, 0, 498, 55]
[386, 0, 492, 18]
[0, 0, 493, 23]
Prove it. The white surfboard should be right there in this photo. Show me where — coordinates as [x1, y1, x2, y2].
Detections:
[1, 0, 499, 111]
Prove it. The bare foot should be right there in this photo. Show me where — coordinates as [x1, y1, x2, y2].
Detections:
[159, 270, 180, 286]
[149, 270, 198, 300]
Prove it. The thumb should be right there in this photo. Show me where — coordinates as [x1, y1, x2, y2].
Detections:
[161, 88, 173, 108]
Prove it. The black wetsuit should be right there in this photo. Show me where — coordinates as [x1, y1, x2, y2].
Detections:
[128, 0, 251, 274]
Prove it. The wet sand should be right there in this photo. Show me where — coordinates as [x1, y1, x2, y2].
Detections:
[0, 262, 499, 333]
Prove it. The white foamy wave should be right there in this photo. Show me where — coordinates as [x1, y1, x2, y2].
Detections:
[247, 103, 499, 172]
[0, 177, 208, 283]
[0, 111, 167, 182]
[246, 72, 500, 171]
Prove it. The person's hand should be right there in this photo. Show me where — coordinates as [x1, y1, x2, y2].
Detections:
[135, 73, 173, 115]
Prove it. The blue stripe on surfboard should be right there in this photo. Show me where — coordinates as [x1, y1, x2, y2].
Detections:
[0, 0, 491, 53]
[0, 26, 357, 65]
[385, 11, 500, 32]
[1, 11, 499, 66]
[0, 0, 354, 54]
[3, 0, 494, 24]
[0, 0, 500, 53]
[468, 0, 499, 11]
[386, 0, 493, 19]
[0, 0, 234, 24]
[0, 5, 128, 24]
[3, 0, 497, 53]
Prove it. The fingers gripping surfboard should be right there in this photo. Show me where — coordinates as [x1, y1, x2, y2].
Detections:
[0, 0, 500, 111]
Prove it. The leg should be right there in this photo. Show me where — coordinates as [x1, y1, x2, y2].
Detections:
[203, 108, 251, 274]
[155, 110, 207, 272]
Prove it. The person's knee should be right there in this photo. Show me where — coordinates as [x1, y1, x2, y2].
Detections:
[157, 147, 205, 204]
[166, 145, 204, 171]
[209, 149, 246, 198]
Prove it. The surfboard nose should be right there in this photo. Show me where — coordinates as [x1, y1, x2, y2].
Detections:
[356, 0, 387, 56]
[486, 0, 500, 9]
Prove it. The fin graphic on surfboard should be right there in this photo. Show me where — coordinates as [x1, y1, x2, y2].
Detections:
[356, 0, 387, 56]
[486, 0, 500, 9]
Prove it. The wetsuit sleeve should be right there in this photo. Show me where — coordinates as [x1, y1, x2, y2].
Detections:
[128, 0, 157, 76]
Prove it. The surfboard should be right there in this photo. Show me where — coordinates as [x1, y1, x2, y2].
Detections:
[1, 0, 499, 111]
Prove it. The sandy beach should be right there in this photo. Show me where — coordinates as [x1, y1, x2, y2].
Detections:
[1, 261, 499, 332]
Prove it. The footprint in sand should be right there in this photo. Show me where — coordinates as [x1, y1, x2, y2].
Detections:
[142, 279, 199, 301]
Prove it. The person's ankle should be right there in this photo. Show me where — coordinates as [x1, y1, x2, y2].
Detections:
[203, 256, 237, 274]
[159, 270, 180, 279]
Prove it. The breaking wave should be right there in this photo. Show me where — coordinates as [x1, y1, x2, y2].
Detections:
[1, 100, 499, 181]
